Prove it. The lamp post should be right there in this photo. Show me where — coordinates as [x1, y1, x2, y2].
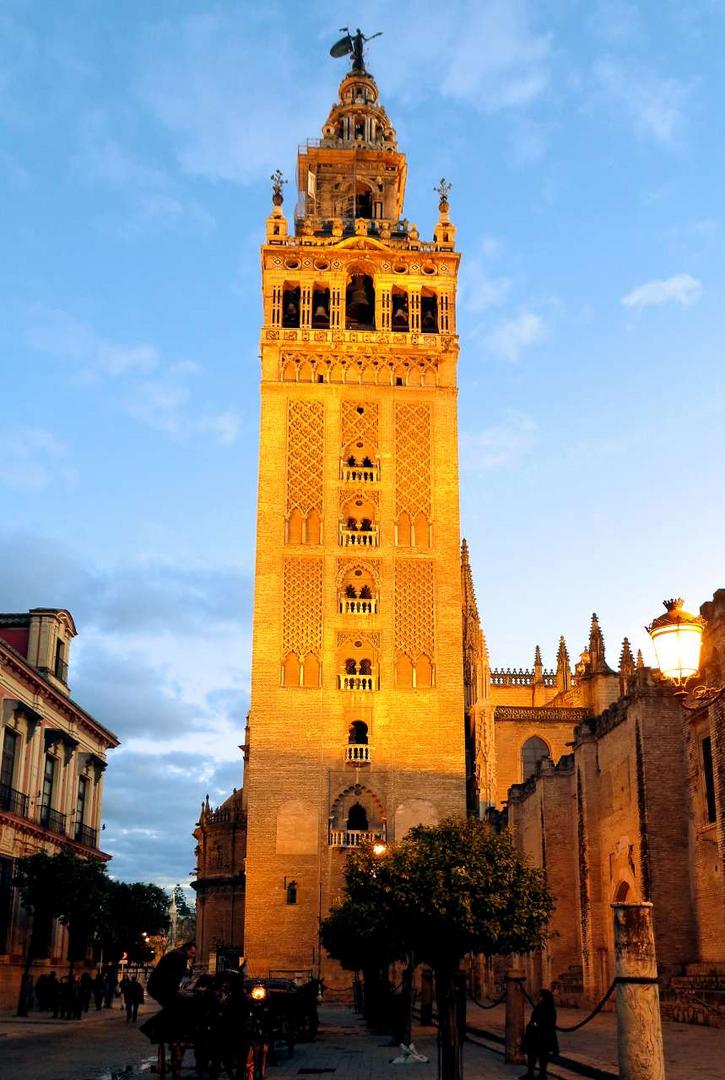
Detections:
[646, 597, 725, 711]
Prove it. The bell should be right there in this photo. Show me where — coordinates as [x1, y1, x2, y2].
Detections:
[313, 302, 328, 319]
[347, 276, 370, 320]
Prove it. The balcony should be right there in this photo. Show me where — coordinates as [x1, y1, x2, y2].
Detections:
[0, 783, 30, 819]
[345, 744, 371, 766]
[339, 597, 377, 616]
[329, 828, 386, 848]
[338, 674, 376, 691]
[40, 806, 67, 837]
[341, 461, 379, 483]
[74, 823, 98, 849]
[339, 525, 379, 547]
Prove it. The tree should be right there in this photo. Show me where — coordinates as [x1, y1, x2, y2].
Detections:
[99, 881, 170, 964]
[14, 850, 109, 1014]
[321, 818, 553, 1080]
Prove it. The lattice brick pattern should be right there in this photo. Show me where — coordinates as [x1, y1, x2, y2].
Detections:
[282, 558, 323, 657]
[338, 488, 380, 512]
[395, 560, 435, 660]
[341, 401, 379, 455]
[286, 401, 324, 516]
[336, 631, 381, 650]
[395, 404, 431, 518]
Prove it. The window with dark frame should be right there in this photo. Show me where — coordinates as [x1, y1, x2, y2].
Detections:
[1, 728, 19, 790]
[702, 736, 717, 824]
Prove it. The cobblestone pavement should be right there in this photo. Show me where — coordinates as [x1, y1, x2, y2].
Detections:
[466, 1000, 725, 1080]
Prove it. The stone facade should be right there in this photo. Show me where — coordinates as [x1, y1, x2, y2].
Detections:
[193, 787, 246, 974]
[507, 590, 725, 1025]
[0, 609, 118, 1009]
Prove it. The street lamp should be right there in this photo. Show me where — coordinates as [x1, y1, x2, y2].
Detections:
[646, 597, 724, 710]
[372, 841, 387, 856]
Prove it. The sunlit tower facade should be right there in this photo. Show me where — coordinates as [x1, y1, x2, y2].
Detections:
[243, 44, 467, 981]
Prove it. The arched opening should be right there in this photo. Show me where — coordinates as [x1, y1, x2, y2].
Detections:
[282, 284, 300, 328]
[302, 653, 320, 688]
[416, 655, 433, 688]
[522, 736, 550, 781]
[346, 802, 369, 831]
[311, 287, 330, 328]
[287, 510, 303, 545]
[286, 880, 298, 905]
[359, 658, 372, 676]
[396, 653, 414, 688]
[281, 360, 296, 382]
[339, 566, 376, 614]
[421, 289, 438, 333]
[306, 509, 321, 546]
[414, 511, 429, 548]
[397, 512, 411, 547]
[298, 359, 313, 382]
[344, 657, 357, 675]
[349, 721, 368, 745]
[282, 653, 301, 687]
[614, 881, 631, 903]
[346, 273, 375, 330]
[392, 287, 409, 332]
[355, 186, 372, 218]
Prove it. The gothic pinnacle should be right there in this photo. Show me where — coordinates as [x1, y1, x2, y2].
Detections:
[619, 637, 635, 674]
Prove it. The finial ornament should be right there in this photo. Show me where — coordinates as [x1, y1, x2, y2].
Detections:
[270, 169, 287, 206]
[330, 27, 382, 74]
[434, 177, 452, 213]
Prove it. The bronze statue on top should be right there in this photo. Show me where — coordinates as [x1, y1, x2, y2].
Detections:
[330, 27, 382, 73]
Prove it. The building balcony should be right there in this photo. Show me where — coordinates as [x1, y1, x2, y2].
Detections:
[40, 806, 67, 836]
[338, 674, 376, 691]
[74, 823, 98, 849]
[341, 461, 379, 483]
[339, 525, 379, 547]
[0, 783, 30, 819]
[329, 828, 386, 848]
[345, 743, 371, 765]
[339, 597, 377, 616]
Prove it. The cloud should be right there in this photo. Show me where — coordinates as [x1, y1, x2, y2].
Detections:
[484, 311, 546, 361]
[621, 273, 702, 308]
[0, 428, 77, 492]
[460, 410, 537, 471]
[460, 262, 511, 313]
[593, 58, 691, 144]
[25, 308, 240, 445]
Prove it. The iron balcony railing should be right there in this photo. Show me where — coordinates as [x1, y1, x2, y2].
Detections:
[40, 806, 67, 836]
[329, 828, 386, 848]
[74, 823, 98, 848]
[0, 783, 30, 819]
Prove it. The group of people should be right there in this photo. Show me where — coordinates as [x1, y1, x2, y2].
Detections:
[28, 965, 146, 1022]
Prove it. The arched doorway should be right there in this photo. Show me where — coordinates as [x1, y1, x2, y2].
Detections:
[522, 736, 550, 781]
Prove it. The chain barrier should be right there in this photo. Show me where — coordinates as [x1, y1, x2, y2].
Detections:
[467, 988, 506, 1010]
[523, 981, 617, 1032]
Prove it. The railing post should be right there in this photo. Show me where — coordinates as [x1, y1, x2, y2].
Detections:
[504, 968, 526, 1065]
[613, 902, 665, 1080]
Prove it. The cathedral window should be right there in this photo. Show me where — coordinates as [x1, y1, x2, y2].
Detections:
[522, 736, 550, 781]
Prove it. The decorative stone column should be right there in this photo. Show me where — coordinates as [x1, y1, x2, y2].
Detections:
[504, 968, 526, 1065]
[613, 902, 665, 1080]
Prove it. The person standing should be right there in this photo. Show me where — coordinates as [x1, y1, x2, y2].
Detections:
[92, 971, 104, 1010]
[520, 989, 559, 1080]
[124, 976, 144, 1023]
[146, 941, 196, 1010]
[79, 971, 93, 1012]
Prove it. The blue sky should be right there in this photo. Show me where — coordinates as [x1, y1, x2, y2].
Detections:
[2, 0, 724, 886]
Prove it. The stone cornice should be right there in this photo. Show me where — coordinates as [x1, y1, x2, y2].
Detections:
[494, 706, 591, 724]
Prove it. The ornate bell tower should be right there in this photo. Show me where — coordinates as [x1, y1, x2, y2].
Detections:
[243, 39, 466, 983]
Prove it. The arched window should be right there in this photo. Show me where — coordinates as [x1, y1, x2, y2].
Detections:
[349, 721, 368, 745]
[346, 274, 375, 330]
[286, 880, 298, 905]
[421, 290, 438, 333]
[282, 285, 300, 327]
[392, 287, 409, 332]
[522, 736, 550, 781]
[346, 802, 369, 831]
[312, 287, 330, 328]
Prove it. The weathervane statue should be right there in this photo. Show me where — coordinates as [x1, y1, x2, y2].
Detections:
[329, 26, 382, 73]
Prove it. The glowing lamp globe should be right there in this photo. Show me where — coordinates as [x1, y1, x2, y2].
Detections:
[646, 598, 704, 683]
[372, 842, 387, 856]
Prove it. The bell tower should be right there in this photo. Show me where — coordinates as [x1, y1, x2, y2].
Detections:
[243, 38, 466, 983]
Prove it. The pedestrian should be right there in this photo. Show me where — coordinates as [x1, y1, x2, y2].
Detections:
[79, 971, 93, 1012]
[146, 941, 197, 1010]
[103, 966, 116, 1008]
[46, 971, 59, 1015]
[520, 988, 559, 1080]
[93, 970, 104, 1010]
[124, 975, 144, 1023]
[35, 972, 48, 1011]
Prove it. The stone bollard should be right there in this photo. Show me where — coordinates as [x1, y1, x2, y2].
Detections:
[613, 902, 666, 1080]
[504, 969, 526, 1065]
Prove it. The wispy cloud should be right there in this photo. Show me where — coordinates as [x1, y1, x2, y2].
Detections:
[461, 410, 538, 471]
[0, 428, 77, 492]
[26, 308, 240, 446]
[460, 263, 511, 312]
[621, 273, 702, 308]
[485, 311, 547, 361]
[593, 58, 691, 144]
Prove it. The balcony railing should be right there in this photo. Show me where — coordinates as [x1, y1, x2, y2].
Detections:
[40, 806, 67, 836]
[74, 823, 98, 849]
[345, 744, 371, 765]
[339, 525, 379, 547]
[341, 462, 379, 483]
[338, 674, 376, 691]
[339, 597, 377, 615]
[0, 783, 30, 819]
[330, 828, 386, 848]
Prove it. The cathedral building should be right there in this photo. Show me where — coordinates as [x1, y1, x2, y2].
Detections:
[192, 43, 723, 1014]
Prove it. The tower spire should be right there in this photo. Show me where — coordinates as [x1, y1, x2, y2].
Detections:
[556, 635, 571, 692]
[588, 613, 614, 675]
[533, 644, 543, 683]
[619, 637, 635, 695]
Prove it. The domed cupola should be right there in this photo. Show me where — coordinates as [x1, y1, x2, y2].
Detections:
[321, 72, 398, 151]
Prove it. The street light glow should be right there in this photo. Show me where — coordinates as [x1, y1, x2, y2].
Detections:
[646, 598, 704, 683]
